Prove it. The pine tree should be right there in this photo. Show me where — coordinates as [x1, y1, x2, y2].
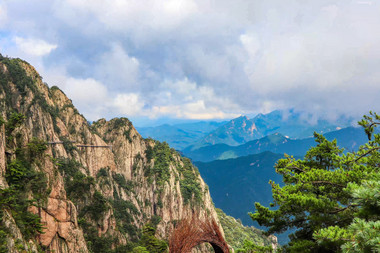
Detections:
[249, 112, 380, 252]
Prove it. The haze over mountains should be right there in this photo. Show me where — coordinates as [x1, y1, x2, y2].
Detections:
[136, 121, 226, 150]
[139, 109, 355, 152]
[184, 127, 368, 162]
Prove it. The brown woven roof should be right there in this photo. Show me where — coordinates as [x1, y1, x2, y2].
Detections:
[169, 216, 230, 253]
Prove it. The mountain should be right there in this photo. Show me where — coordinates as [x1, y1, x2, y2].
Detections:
[0, 56, 275, 252]
[186, 110, 353, 149]
[251, 110, 352, 139]
[195, 152, 284, 226]
[184, 127, 368, 162]
[136, 121, 225, 150]
[195, 152, 292, 244]
[188, 116, 261, 149]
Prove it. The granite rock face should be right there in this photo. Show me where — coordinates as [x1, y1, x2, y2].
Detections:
[0, 57, 222, 252]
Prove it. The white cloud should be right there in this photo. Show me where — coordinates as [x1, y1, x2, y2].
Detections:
[13, 37, 57, 56]
[64, 77, 108, 102]
[113, 93, 145, 116]
[147, 78, 240, 119]
[0, 3, 7, 27]
[96, 43, 140, 91]
[59, 77, 109, 120]
[2, 0, 380, 122]
[61, 0, 199, 37]
[151, 101, 239, 120]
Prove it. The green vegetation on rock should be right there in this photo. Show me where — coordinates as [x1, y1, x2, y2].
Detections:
[236, 240, 274, 253]
[216, 208, 273, 252]
[137, 224, 168, 253]
[177, 157, 203, 205]
[0, 134, 48, 248]
[144, 140, 204, 206]
[144, 141, 173, 185]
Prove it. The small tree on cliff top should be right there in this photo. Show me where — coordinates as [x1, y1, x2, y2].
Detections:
[249, 112, 380, 252]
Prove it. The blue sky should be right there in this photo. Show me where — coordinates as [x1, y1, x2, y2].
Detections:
[1, 0, 380, 126]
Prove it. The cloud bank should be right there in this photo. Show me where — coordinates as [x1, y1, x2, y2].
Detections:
[0, 0, 379, 124]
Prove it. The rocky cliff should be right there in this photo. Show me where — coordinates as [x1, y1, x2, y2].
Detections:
[0, 56, 222, 252]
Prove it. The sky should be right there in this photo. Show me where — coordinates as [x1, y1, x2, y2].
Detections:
[0, 0, 380, 126]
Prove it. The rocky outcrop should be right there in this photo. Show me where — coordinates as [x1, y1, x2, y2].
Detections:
[0, 56, 223, 252]
[0, 119, 6, 188]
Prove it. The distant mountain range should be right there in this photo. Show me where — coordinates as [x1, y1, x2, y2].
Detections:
[136, 121, 226, 150]
[184, 126, 368, 162]
[186, 110, 354, 150]
[137, 110, 354, 151]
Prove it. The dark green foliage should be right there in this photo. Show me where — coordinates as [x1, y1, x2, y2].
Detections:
[144, 141, 173, 186]
[145, 141, 203, 205]
[236, 240, 273, 253]
[113, 199, 137, 222]
[112, 173, 134, 192]
[49, 85, 60, 92]
[358, 111, 380, 139]
[5, 112, 25, 137]
[83, 191, 109, 221]
[110, 117, 131, 131]
[5, 138, 48, 195]
[97, 167, 109, 178]
[177, 158, 202, 205]
[4, 156, 47, 200]
[57, 159, 127, 251]
[2, 148, 46, 241]
[79, 219, 115, 253]
[31, 91, 59, 118]
[0, 57, 62, 137]
[312, 115, 380, 252]
[138, 225, 168, 253]
[1, 137, 48, 242]
[13, 208, 44, 240]
[150, 215, 162, 228]
[5, 159, 29, 188]
[156, 198, 163, 208]
[2, 58, 34, 95]
[66, 169, 94, 201]
[0, 115, 4, 127]
[0, 222, 8, 253]
[79, 218, 161, 253]
[112, 198, 139, 239]
[0, 58, 54, 124]
[132, 246, 149, 253]
[61, 137, 77, 156]
[216, 208, 274, 252]
[26, 137, 47, 161]
[145, 145, 154, 163]
[57, 158, 94, 203]
[250, 113, 380, 252]
[124, 128, 132, 142]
